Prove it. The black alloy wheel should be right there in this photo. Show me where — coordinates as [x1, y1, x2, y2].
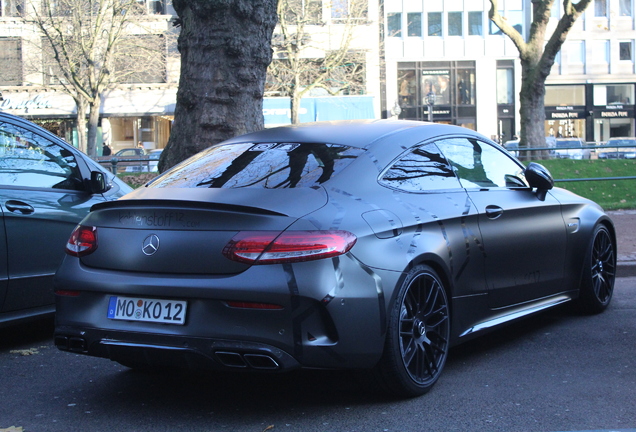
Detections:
[374, 265, 450, 397]
[579, 224, 616, 313]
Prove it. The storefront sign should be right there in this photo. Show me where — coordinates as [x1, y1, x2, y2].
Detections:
[546, 106, 586, 120]
[600, 110, 630, 118]
[0, 94, 53, 110]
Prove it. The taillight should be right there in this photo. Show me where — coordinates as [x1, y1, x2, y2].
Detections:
[66, 225, 98, 257]
[223, 230, 357, 265]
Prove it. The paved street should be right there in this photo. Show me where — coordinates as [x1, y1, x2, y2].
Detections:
[1, 278, 635, 432]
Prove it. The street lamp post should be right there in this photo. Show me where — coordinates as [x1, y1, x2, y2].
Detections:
[426, 91, 436, 122]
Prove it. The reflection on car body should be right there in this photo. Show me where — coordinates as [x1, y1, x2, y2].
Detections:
[0, 112, 132, 327]
[54, 120, 616, 397]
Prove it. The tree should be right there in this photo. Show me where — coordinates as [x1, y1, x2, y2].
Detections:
[267, 0, 368, 124]
[489, 0, 592, 157]
[158, 0, 278, 172]
[27, 0, 168, 157]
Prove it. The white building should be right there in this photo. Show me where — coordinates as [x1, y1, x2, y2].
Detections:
[0, 0, 381, 153]
[382, 0, 636, 143]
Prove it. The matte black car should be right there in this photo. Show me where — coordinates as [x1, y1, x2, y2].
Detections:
[0, 111, 132, 327]
[54, 120, 616, 397]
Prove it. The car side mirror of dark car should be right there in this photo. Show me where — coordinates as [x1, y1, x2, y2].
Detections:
[89, 171, 109, 194]
[524, 162, 554, 201]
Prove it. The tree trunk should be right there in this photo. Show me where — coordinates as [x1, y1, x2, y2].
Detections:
[518, 62, 547, 161]
[86, 97, 102, 158]
[75, 100, 88, 154]
[159, 0, 278, 172]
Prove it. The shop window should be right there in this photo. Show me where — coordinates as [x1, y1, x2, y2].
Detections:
[428, 12, 442, 36]
[468, 11, 482, 35]
[407, 13, 422, 37]
[421, 71, 450, 105]
[620, 41, 633, 61]
[387, 13, 402, 37]
[448, 12, 463, 36]
[457, 70, 475, 105]
[398, 70, 417, 107]
[0, 38, 21, 86]
[595, 0, 608, 17]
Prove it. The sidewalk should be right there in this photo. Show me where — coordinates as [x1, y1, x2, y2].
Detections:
[608, 210, 636, 278]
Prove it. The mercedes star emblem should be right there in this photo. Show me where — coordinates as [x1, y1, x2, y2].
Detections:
[142, 234, 160, 256]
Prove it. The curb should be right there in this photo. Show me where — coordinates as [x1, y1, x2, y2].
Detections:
[618, 262, 636, 278]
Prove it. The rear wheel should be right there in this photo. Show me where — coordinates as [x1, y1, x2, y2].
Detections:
[578, 224, 616, 313]
[374, 265, 450, 397]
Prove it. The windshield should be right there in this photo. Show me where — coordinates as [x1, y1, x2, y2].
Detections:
[149, 142, 365, 189]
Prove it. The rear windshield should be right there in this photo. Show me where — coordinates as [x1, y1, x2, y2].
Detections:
[149, 142, 365, 189]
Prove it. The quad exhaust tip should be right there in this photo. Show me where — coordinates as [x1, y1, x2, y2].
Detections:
[215, 351, 280, 370]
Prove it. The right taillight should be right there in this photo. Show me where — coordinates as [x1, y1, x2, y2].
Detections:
[223, 230, 357, 265]
[66, 225, 98, 257]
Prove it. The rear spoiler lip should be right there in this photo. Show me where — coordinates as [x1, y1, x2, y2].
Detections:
[90, 199, 288, 217]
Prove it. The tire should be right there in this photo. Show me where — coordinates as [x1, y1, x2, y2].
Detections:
[578, 224, 616, 314]
[373, 265, 450, 397]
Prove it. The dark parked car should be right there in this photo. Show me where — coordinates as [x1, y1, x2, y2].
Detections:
[598, 137, 636, 159]
[0, 111, 132, 327]
[97, 147, 149, 173]
[54, 120, 616, 397]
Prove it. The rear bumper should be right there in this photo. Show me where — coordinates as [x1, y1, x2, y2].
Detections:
[55, 326, 300, 371]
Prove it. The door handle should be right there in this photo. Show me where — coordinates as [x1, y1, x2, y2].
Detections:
[485, 205, 504, 219]
[5, 200, 35, 215]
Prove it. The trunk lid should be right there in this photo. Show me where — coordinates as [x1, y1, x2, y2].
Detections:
[79, 187, 327, 275]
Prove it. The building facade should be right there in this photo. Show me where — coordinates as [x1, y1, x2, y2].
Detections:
[0, 0, 380, 155]
[0, 0, 179, 154]
[383, 0, 636, 143]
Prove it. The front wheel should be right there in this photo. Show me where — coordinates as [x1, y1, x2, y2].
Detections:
[373, 265, 450, 397]
[578, 224, 616, 313]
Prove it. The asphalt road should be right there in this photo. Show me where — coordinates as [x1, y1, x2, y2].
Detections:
[1, 278, 636, 432]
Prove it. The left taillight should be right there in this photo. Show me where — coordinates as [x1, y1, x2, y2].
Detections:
[65, 225, 98, 257]
[223, 230, 357, 265]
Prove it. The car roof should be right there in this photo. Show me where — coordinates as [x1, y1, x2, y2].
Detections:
[220, 119, 484, 150]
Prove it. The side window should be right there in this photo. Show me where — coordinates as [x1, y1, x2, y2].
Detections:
[380, 143, 462, 192]
[438, 138, 527, 189]
[0, 121, 83, 190]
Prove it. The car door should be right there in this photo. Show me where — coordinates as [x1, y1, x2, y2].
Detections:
[0, 118, 103, 312]
[438, 137, 567, 309]
[0, 207, 7, 310]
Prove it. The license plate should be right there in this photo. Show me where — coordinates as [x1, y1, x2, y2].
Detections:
[107, 296, 187, 325]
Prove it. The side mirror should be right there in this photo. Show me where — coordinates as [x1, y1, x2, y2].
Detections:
[524, 162, 554, 201]
[89, 171, 109, 194]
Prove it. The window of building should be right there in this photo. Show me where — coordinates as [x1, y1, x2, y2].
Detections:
[387, 13, 402, 37]
[620, 0, 633, 16]
[496, 68, 514, 104]
[545, 85, 586, 106]
[136, 0, 165, 14]
[595, 0, 608, 17]
[0, 0, 24, 16]
[282, 0, 323, 25]
[457, 69, 475, 105]
[620, 41, 633, 60]
[428, 12, 442, 36]
[567, 40, 585, 63]
[114, 35, 167, 84]
[594, 84, 634, 105]
[468, 11, 483, 35]
[407, 13, 422, 37]
[490, 9, 523, 35]
[331, 0, 367, 19]
[448, 12, 463, 36]
[592, 40, 610, 63]
[0, 38, 21, 86]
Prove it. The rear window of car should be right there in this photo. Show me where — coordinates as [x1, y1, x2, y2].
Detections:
[148, 142, 365, 189]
